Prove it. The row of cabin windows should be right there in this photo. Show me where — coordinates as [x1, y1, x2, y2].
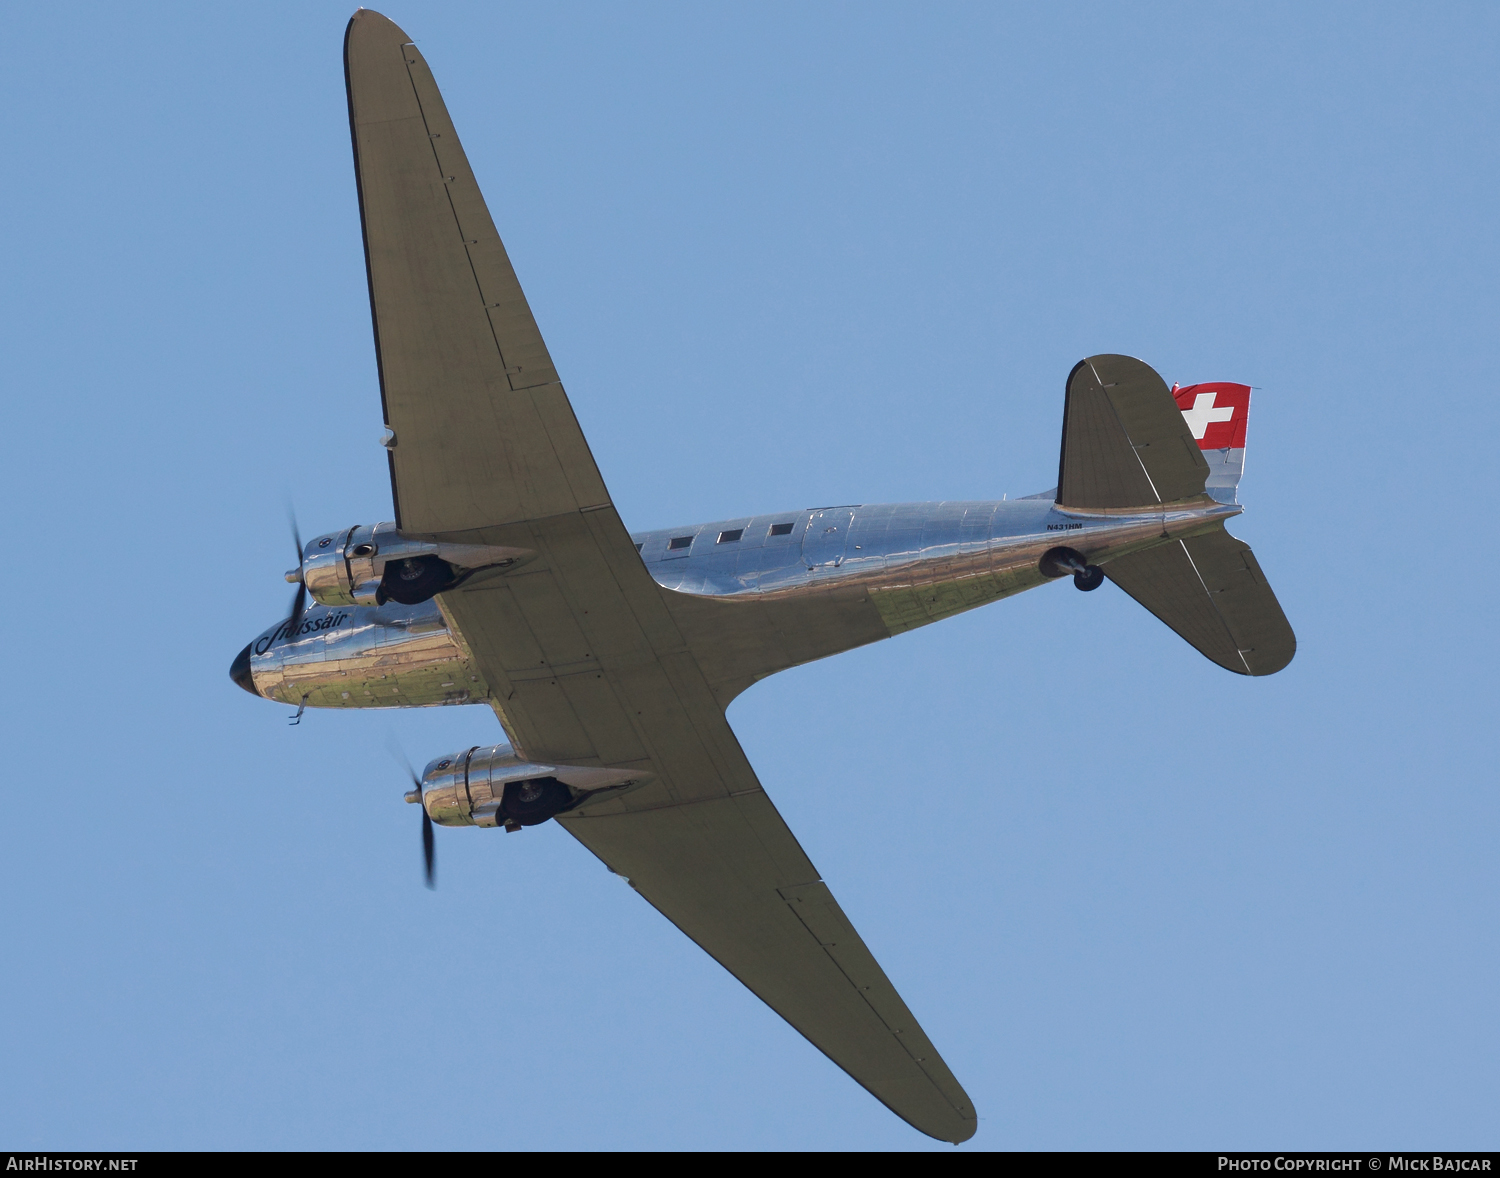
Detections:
[637, 520, 797, 555]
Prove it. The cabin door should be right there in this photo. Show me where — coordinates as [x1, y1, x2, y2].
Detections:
[801, 509, 854, 569]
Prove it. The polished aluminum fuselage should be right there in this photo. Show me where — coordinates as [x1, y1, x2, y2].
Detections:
[245, 496, 1240, 710]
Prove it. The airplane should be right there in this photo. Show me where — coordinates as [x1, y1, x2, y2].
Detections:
[230, 9, 1295, 1145]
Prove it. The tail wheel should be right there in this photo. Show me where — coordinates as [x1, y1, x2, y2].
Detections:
[1040, 546, 1086, 579]
[501, 776, 572, 826]
[1074, 565, 1105, 592]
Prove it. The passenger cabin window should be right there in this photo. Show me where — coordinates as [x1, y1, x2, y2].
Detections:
[769, 522, 794, 536]
[717, 529, 743, 543]
[634, 543, 643, 553]
[668, 535, 693, 550]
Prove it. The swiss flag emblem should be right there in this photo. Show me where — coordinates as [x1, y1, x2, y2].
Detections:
[1173, 382, 1250, 450]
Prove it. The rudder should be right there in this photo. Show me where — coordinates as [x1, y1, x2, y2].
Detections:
[1173, 381, 1251, 504]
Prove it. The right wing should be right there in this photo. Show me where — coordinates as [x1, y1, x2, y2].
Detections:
[345, 9, 977, 1142]
[430, 495, 978, 1142]
[434, 525, 978, 1142]
[561, 777, 980, 1144]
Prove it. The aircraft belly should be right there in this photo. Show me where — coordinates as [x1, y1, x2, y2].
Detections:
[249, 603, 488, 710]
[643, 499, 1241, 699]
[245, 501, 1240, 711]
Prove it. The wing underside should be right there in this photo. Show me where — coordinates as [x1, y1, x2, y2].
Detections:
[345, 9, 976, 1142]
[561, 796, 978, 1141]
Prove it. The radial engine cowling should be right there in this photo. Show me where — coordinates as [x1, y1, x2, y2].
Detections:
[294, 522, 530, 608]
[415, 744, 646, 829]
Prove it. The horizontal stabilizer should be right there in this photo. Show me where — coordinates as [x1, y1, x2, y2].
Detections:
[1104, 523, 1295, 676]
[1058, 355, 1210, 508]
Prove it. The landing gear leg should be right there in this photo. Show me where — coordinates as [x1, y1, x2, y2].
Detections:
[501, 776, 573, 827]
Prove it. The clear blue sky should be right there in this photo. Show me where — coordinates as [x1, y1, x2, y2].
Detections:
[1, 1, 1495, 1151]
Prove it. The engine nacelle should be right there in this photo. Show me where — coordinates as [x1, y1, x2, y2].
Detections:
[413, 743, 646, 828]
[294, 521, 530, 607]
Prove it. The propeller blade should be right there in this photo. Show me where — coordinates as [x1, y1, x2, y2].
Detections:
[279, 510, 308, 645]
[389, 738, 436, 890]
[422, 809, 435, 889]
[389, 739, 421, 788]
[281, 579, 307, 645]
[288, 508, 304, 570]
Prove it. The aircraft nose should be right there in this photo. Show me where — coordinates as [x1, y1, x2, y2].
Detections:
[230, 642, 260, 697]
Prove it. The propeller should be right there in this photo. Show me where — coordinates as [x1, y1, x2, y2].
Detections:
[391, 742, 435, 889]
[282, 511, 307, 644]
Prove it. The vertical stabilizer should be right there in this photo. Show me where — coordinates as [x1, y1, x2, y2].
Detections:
[1056, 355, 1210, 509]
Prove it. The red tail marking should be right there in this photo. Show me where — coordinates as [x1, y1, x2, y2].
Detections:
[1174, 382, 1250, 450]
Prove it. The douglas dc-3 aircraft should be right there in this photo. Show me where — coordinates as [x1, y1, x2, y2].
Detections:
[231, 10, 1295, 1144]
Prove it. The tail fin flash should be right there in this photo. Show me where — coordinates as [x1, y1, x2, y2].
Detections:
[1173, 382, 1250, 503]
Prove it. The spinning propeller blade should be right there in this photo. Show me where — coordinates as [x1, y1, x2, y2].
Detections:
[391, 741, 436, 889]
[283, 512, 307, 643]
[421, 808, 435, 889]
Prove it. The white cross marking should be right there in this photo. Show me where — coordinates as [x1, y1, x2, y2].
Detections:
[1180, 391, 1235, 440]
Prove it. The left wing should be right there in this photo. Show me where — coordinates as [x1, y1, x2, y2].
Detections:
[345, 10, 977, 1142]
[346, 9, 605, 536]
